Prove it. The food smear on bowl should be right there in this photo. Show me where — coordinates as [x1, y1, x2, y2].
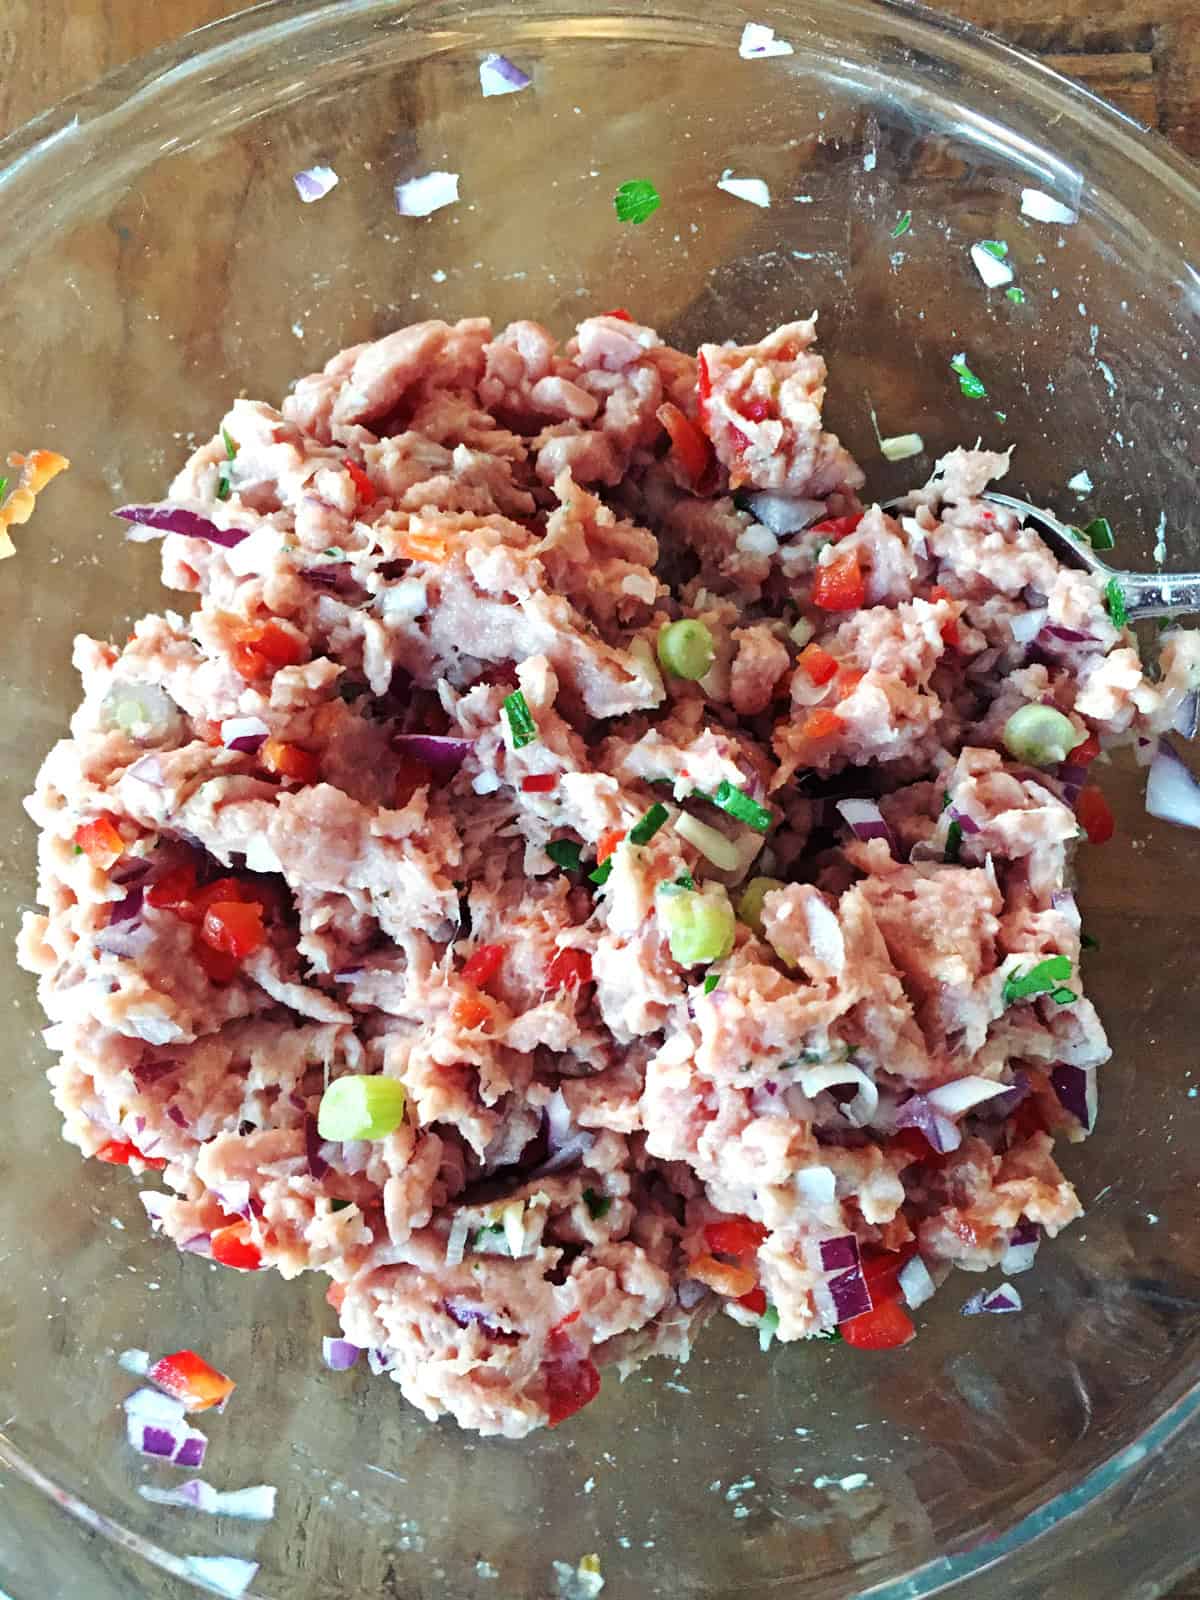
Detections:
[18, 311, 1200, 1437]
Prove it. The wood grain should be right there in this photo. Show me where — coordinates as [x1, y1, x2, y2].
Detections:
[2, 3, 1198, 1597]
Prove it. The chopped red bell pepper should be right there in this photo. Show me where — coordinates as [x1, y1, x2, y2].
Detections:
[840, 1298, 916, 1350]
[543, 1329, 601, 1427]
[796, 643, 839, 686]
[737, 1286, 768, 1316]
[704, 1216, 768, 1258]
[834, 669, 865, 701]
[521, 773, 557, 793]
[326, 1281, 348, 1312]
[812, 550, 866, 612]
[261, 738, 321, 784]
[860, 1245, 918, 1308]
[657, 401, 714, 488]
[546, 948, 592, 992]
[95, 1138, 167, 1171]
[696, 350, 712, 407]
[596, 828, 626, 864]
[602, 307, 632, 321]
[928, 585, 961, 648]
[344, 460, 377, 506]
[210, 1220, 262, 1271]
[74, 813, 126, 868]
[462, 943, 505, 989]
[738, 395, 771, 423]
[232, 619, 307, 681]
[1072, 733, 1101, 765]
[453, 991, 492, 1030]
[809, 514, 863, 540]
[1076, 785, 1115, 844]
[146, 863, 199, 914]
[148, 1349, 236, 1412]
[799, 708, 846, 743]
[201, 900, 266, 962]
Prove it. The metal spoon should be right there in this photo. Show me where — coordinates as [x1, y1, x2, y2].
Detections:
[884, 491, 1200, 621]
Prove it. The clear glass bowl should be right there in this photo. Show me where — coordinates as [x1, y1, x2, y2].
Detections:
[2, 3, 1199, 1597]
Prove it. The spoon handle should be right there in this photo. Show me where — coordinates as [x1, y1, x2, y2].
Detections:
[1121, 572, 1200, 621]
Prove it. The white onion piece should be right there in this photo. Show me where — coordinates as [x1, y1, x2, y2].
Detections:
[794, 1165, 837, 1209]
[545, 1088, 572, 1149]
[140, 1479, 276, 1521]
[394, 170, 460, 217]
[1146, 741, 1200, 831]
[717, 175, 771, 208]
[294, 166, 339, 203]
[880, 432, 925, 462]
[220, 715, 270, 751]
[182, 1556, 260, 1598]
[743, 493, 825, 535]
[1172, 690, 1198, 740]
[1001, 1237, 1040, 1275]
[479, 52, 531, 96]
[898, 1254, 937, 1309]
[962, 1282, 1023, 1315]
[738, 22, 794, 57]
[675, 812, 741, 870]
[1021, 188, 1077, 225]
[969, 243, 1014, 288]
[797, 1063, 879, 1126]
[445, 1211, 471, 1267]
[118, 1348, 151, 1376]
[925, 1077, 1011, 1117]
[1010, 607, 1048, 645]
[501, 1198, 527, 1258]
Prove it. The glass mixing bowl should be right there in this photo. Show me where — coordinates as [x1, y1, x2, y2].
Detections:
[2, 2, 1199, 1596]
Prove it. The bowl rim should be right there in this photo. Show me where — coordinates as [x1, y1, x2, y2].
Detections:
[2, 2, 1199, 1597]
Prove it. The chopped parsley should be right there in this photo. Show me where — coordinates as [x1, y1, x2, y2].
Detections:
[950, 353, 988, 400]
[674, 871, 695, 891]
[502, 689, 538, 749]
[978, 239, 1008, 260]
[589, 858, 614, 887]
[1002, 954, 1075, 1007]
[710, 780, 773, 833]
[322, 546, 345, 558]
[940, 789, 952, 811]
[73, 844, 83, 855]
[629, 802, 669, 846]
[216, 426, 237, 501]
[944, 819, 964, 863]
[1081, 932, 1100, 951]
[815, 1327, 843, 1342]
[472, 1221, 506, 1249]
[1005, 287, 1026, 305]
[546, 839, 583, 872]
[0, 476, 8, 500]
[703, 972, 720, 995]
[583, 1188, 612, 1221]
[890, 211, 912, 239]
[1104, 577, 1128, 628]
[758, 1303, 780, 1351]
[329, 1198, 352, 1213]
[614, 179, 661, 225]
[1082, 516, 1115, 551]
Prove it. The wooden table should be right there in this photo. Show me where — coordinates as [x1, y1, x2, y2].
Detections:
[2, 3, 1198, 1598]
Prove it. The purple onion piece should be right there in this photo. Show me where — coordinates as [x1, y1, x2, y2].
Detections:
[391, 733, 475, 770]
[819, 1234, 860, 1273]
[528, 1129, 596, 1177]
[895, 1093, 962, 1154]
[181, 1233, 212, 1256]
[321, 1337, 361, 1371]
[835, 798, 895, 854]
[962, 1283, 1023, 1315]
[140, 1425, 178, 1459]
[95, 919, 155, 959]
[947, 805, 980, 835]
[125, 753, 165, 787]
[166, 1104, 188, 1128]
[116, 503, 250, 549]
[479, 52, 532, 96]
[294, 165, 339, 203]
[109, 885, 145, 925]
[1050, 1062, 1097, 1132]
[829, 1264, 873, 1323]
[131, 1057, 179, 1089]
[175, 1433, 207, 1469]
[1042, 623, 1096, 644]
[110, 856, 153, 886]
[305, 1113, 330, 1180]
[1010, 1218, 1040, 1247]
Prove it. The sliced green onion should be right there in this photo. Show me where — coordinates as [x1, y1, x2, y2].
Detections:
[222, 427, 237, 462]
[736, 875, 785, 935]
[789, 617, 815, 648]
[1002, 954, 1073, 1007]
[329, 1197, 352, 1213]
[583, 1188, 612, 1221]
[944, 820, 964, 863]
[215, 475, 232, 502]
[880, 432, 924, 462]
[216, 427, 237, 502]
[657, 619, 715, 680]
[978, 239, 1008, 260]
[1104, 577, 1127, 628]
[614, 179, 661, 224]
[758, 1303, 780, 1351]
[814, 1327, 843, 1342]
[950, 352, 988, 400]
[1082, 516, 1115, 551]
[502, 689, 538, 749]
[659, 890, 736, 966]
[890, 211, 912, 239]
[674, 871, 695, 891]
[546, 839, 582, 872]
[1002, 704, 1084, 767]
[317, 1075, 407, 1141]
[629, 802, 669, 846]
[0, 476, 8, 501]
[1005, 287, 1026, 305]
[1050, 985, 1077, 1004]
[589, 858, 614, 886]
[711, 780, 772, 833]
[703, 972, 721, 995]
[675, 812, 741, 871]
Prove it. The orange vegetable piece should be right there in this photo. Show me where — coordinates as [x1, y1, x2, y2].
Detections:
[148, 1349, 236, 1412]
[95, 1138, 167, 1171]
[687, 1252, 758, 1299]
[0, 448, 70, 554]
[261, 738, 321, 784]
[796, 643, 839, 686]
[704, 1216, 768, 1258]
[546, 949, 592, 992]
[211, 1220, 262, 1271]
[399, 527, 449, 563]
[201, 900, 266, 962]
[453, 991, 492, 1031]
[1076, 785, 1115, 845]
[74, 813, 125, 868]
[840, 1299, 916, 1350]
[232, 619, 307, 680]
[596, 828, 626, 864]
[800, 709, 846, 743]
[656, 401, 714, 488]
[809, 514, 863, 540]
[811, 550, 865, 611]
[345, 460, 377, 506]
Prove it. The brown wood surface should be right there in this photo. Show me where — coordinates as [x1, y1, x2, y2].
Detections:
[2, 3, 1198, 1597]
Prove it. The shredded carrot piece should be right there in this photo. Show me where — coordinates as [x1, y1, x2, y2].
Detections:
[399, 528, 449, 563]
[0, 450, 70, 558]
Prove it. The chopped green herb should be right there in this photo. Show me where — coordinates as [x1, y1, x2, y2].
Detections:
[1002, 954, 1073, 1007]
[629, 802, 670, 846]
[222, 427, 237, 462]
[979, 239, 1008, 260]
[322, 546, 345, 558]
[758, 1303, 780, 1351]
[1005, 287, 1026, 305]
[1081, 932, 1100, 951]
[711, 780, 773, 833]
[589, 858, 614, 887]
[703, 972, 720, 995]
[546, 839, 583, 872]
[614, 179, 661, 225]
[945, 820, 964, 863]
[1050, 985, 1078, 1004]
[0, 476, 8, 500]
[216, 427, 238, 502]
[329, 1198, 352, 1213]
[583, 1188, 612, 1221]
[215, 475, 232, 502]
[674, 871, 695, 891]
[1092, 517, 1121, 564]
[1104, 577, 1128, 628]
[941, 789, 952, 811]
[890, 210, 912, 239]
[950, 353, 988, 399]
[73, 843, 83, 855]
[994, 410, 1008, 422]
[815, 1327, 843, 1342]
[502, 689, 538, 749]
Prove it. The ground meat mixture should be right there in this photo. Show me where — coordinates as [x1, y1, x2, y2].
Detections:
[19, 312, 1200, 1436]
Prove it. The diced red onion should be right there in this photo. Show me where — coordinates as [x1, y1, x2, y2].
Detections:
[117, 503, 251, 549]
[798, 1063, 879, 1126]
[212, 1180, 253, 1220]
[1011, 1217, 1040, 1247]
[1001, 1220, 1041, 1275]
[1050, 1062, 1097, 1132]
[339, 1139, 372, 1174]
[367, 1347, 397, 1375]
[95, 918, 155, 958]
[305, 1113, 330, 1180]
[110, 856, 153, 886]
[394, 171, 460, 218]
[322, 1336, 361, 1371]
[738, 21, 794, 57]
[898, 1254, 936, 1309]
[333, 968, 364, 984]
[109, 885, 145, 925]
[678, 1278, 709, 1309]
[1042, 622, 1096, 644]
[926, 1076, 1011, 1117]
[895, 1094, 961, 1153]
[1009, 608, 1047, 645]
[139, 1190, 168, 1223]
[530, 1130, 596, 1177]
[294, 165, 339, 203]
[181, 1232, 212, 1256]
[124, 1390, 208, 1467]
[181, 1556, 260, 1598]
[479, 52, 531, 96]
[165, 1103, 188, 1127]
[545, 1088, 572, 1149]
[391, 733, 474, 770]
[983, 1071, 1031, 1120]
[1172, 691, 1198, 740]
[743, 491, 825, 535]
[961, 1282, 1023, 1315]
[947, 805, 980, 835]
[1146, 741, 1200, 831]
[442, 1299, 519, 1344]
[125, 753, 165, 786]
[819, 1234, 860, 1273]
[221, 716, 269, 754]
[829, 1263, 872, 1323]
[836, 798, 895, 853]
